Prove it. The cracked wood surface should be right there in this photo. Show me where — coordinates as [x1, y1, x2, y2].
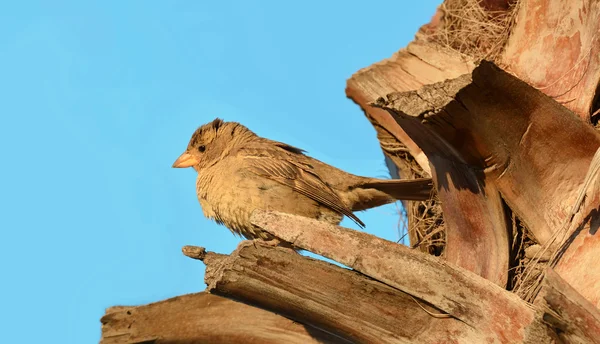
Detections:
[203, 240, 476, 344]
[100, 292, 343, 344]
[249, 210, 555, 343]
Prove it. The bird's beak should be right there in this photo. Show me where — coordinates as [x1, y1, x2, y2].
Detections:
[172, 152, 199, 168]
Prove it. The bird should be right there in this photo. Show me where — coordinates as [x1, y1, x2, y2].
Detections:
[172, 118, 433, 244]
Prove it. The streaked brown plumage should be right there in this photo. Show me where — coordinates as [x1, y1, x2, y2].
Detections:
[173, 118, 433, 242]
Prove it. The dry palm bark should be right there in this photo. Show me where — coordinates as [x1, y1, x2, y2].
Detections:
[345, 41, 475, 253]
[101, 0, 600, 342]
[100, 292, 345, 344]
[100, 215, 596, 343]
[347, 42, 510, 287]
[502, 0, 600, 120]
[347, 0, 600, 303]
[371, 60, 600, 305]
[538, 268, 600, 344]
[196, 225, 556, 343]
[250, 211, 543, 336]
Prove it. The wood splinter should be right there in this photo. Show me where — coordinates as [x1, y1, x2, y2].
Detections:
[182, 245, 207, 260]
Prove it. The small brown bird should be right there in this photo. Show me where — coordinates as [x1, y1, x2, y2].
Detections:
[173, 118, 433, 243]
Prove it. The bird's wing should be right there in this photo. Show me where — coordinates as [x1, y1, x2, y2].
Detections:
[239, 144, 365, 228]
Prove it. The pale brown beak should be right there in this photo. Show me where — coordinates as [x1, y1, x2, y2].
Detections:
[172, 152, 199, 168]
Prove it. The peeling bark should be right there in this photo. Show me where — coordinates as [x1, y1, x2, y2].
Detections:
[346, 41, 486, 262]
[375, 60, 600, 307]
[375, 61, 600, 245]
[346, 41, 476, 176]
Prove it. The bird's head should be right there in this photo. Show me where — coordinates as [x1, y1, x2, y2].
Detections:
[172, 118, 256, 171]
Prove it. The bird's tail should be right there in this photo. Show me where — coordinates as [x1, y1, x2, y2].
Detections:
[349, 178, 434, 211]
[361, 178, 433, 200]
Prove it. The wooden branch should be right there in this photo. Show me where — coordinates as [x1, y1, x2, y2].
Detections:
[250, 210, 555, 343]
[503, 0, 600, 120]
[538, 268, 600, 344]
[202, 240, 478, 344]
[100, 292, 343, 344]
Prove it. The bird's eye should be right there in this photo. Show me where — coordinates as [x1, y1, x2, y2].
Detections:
[198, 145, 206, 153]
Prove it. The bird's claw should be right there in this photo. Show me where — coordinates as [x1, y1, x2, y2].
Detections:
[251, 238, 282, 248]
[263, 238, 282, 247]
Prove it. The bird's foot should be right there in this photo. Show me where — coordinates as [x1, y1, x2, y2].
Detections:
[251, 238, 300, 253]
[251, 238, 280, 249]
[262, 238, 282, 247]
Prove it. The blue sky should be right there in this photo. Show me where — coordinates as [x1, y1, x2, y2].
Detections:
[0, 1, 439, 342]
